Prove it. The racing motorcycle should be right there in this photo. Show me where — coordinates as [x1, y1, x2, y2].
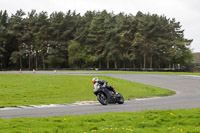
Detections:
[94, 87, 124, 105]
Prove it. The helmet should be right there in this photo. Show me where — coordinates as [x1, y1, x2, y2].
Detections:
[92, 77, 98, 84]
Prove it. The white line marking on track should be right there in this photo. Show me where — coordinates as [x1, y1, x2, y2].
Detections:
[0, 101, 100, 110]
[135, 97, 162, 101]
[179, 75, 200, 78]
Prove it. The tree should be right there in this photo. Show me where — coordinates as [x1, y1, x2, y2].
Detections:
[0, 9, 194, 70]
[8, 9, 26, 69]
[0, 10, 8, 69]
[22, 10, 38, 69]
[68, 40, 92, 68]
[86, 10, 109, 68]
[33, 11, 50, 69]
[115, 13, 135, 68]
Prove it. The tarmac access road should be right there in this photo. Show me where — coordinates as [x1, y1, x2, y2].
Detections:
[0, 71, 200, 119]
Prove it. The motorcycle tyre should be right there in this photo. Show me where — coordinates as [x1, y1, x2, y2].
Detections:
[97, 92, 108, 105]
[117, 93, 124, 104]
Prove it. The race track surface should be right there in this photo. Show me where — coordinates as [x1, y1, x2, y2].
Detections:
[0, 71, 200, 119]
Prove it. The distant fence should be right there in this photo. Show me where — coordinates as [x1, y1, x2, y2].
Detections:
[1, 68, 191, 72]
[189, 66, 200, 72]
[97, 68, 188, 72]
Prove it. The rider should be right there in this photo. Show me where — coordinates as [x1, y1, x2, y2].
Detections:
[92, 77, 118, 94]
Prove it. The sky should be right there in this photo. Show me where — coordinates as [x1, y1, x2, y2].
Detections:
[0, 0, 200, 52]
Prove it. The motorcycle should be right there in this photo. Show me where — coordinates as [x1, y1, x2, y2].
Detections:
[94, 87, 124, 105]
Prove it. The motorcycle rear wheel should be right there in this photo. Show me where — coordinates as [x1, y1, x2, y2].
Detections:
[97, 92, 108, 105]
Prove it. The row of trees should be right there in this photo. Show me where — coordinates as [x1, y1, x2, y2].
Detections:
[0, 9, 193, 70]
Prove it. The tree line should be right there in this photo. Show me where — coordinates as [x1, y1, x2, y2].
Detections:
[0, 9, 193, 70]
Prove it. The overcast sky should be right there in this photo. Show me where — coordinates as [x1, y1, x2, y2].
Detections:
[0, 0, 200, 52]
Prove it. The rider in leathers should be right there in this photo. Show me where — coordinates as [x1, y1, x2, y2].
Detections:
[92, 77, 117, 94]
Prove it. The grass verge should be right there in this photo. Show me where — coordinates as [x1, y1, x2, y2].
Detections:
[0, 74, 175, 107]
[0, 108, 200, 133]
[79, 70, 200, 76]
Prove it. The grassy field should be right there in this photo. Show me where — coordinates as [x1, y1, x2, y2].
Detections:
[0, 72, 199, 133]
[68, 70, 200, 76]
[104, 71, 200, 75]
[0, 74, 175, 107]
[0, 108, 200, 133]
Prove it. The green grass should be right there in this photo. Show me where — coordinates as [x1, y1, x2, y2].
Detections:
[0, 74, 175, 107]
[110, 71, 200, 76]
[75, 70, 200, 76]
[0, 108, 200, 133]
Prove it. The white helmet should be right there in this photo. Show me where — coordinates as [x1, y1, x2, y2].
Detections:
[92, 77, 98, 84]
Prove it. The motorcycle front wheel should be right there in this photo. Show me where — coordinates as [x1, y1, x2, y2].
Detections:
[97, 92, 108, 105]
[117, 93, 124, 104]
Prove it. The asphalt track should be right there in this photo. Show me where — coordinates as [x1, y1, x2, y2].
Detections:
[0, 71, 200, 119]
